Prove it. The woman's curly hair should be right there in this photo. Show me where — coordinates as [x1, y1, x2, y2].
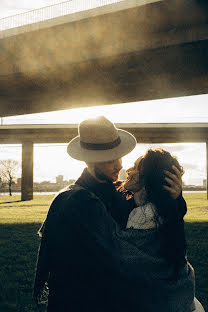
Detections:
[137, 148, 187, 278]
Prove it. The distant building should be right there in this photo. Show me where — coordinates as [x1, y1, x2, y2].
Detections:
[56, 175, 64, 184]
[16, 178, 21, 186]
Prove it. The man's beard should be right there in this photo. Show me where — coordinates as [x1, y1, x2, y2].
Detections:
[94, 166, 116, 183]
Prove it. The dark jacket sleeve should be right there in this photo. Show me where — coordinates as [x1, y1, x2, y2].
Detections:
[176, 193, 187, 218]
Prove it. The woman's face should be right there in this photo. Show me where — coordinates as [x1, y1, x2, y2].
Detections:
[124, 156, 143, 192]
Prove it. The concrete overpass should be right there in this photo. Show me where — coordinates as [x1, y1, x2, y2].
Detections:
[0, 0, 208, 117]
[0, 0, 208, 199]
[0, 123, 208, 200]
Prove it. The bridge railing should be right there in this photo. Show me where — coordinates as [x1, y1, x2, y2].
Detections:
[0, 0, 126, 32]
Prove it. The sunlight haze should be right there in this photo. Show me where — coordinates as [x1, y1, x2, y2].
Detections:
[0, 2, 207, 188]
[1, 94, 207, 187]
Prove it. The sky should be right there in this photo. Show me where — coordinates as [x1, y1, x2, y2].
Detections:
[0, 1, 208, 186]
[0, 95, 208, 185]
[0, 0, 65, 18]
[0, 141, 206, 186]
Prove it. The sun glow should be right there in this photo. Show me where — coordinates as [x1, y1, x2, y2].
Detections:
[1, 94, 208, 186]
[3, 94, 208, 125]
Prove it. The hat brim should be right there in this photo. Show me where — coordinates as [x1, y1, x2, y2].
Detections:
[67, 129, 137, 162]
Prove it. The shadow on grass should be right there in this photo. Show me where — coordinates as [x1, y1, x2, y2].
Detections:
[0, 222, 207, 312]
[0, 200, 23, 204]
[0, 222, 43, 312]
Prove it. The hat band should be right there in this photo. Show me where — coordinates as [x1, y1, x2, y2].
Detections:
[80, 136, 121, 150]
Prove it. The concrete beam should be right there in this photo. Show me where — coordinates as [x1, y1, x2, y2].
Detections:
[0, 124, 208, 144]
[0, 40, 208, 118]
[0, 0, 208, 117]
[0, 0, 161, 39]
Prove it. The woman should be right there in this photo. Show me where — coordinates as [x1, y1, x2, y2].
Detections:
[124, 148, 204, 312]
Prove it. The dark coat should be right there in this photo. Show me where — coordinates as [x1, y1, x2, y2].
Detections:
[34, 168, 193, 312]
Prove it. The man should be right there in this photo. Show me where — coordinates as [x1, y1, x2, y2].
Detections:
[34, 116, 185, 312]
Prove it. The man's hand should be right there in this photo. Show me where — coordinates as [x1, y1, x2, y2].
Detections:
[163, 165, 182, 199]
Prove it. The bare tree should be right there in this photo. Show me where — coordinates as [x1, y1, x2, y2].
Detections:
[0, 159, 20, 196]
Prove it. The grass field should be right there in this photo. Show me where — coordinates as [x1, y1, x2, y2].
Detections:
[0, 193, 207, 311]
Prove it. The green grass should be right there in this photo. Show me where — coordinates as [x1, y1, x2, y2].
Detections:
[0, 195, 53, 312]
[0, 193, 207, 311]
[183, 192, 208, 222]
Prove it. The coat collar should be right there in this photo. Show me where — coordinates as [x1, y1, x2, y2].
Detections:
[75, 168, 117, 201]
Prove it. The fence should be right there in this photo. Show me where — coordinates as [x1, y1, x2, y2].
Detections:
[0, 0, 126, 31]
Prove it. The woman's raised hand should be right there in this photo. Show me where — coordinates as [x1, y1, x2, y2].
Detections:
[163, 165, 182, 199]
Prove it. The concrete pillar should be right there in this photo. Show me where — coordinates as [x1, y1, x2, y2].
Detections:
[206, 142, 208, 200]
[21, 142, 33, 201]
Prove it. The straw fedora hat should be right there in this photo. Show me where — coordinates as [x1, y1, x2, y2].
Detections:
[67, 116, 136, 162]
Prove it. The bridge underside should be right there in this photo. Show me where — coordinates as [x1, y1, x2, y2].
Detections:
[1, 124, 208, 144]
[0, 0, 208, 117]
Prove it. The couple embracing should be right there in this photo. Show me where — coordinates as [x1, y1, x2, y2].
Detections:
[34, 116, 204, 312]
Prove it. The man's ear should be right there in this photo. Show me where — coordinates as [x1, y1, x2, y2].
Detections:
[86, 163, 95, 177]
[86, 162, 94, 169]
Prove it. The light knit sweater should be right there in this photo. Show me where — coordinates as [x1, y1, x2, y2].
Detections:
[126, 202, 158, 229]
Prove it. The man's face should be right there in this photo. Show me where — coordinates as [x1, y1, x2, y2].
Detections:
[94, 158, 122, 182]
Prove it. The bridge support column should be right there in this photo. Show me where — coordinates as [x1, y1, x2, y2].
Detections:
[21, 142, 33, 201]
[207, 142, 208, 200]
